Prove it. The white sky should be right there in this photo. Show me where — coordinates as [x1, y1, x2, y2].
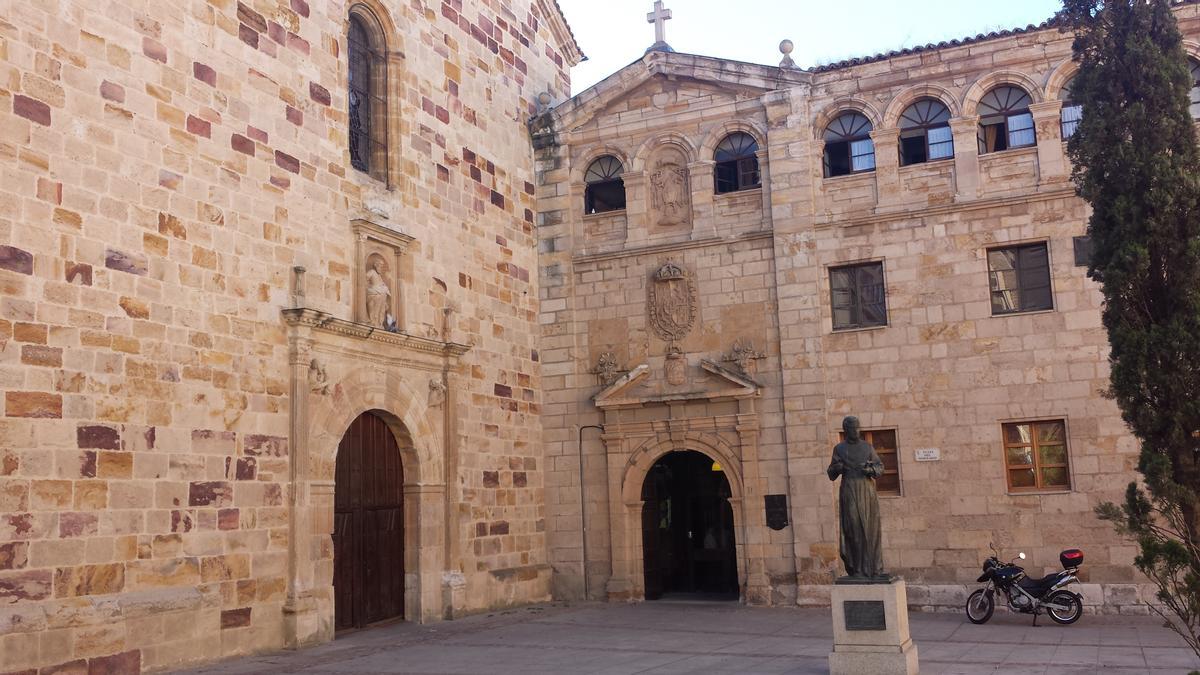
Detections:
[558, 0, 1065, 95]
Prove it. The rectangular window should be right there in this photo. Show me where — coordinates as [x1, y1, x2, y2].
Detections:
[839, 428, 901, 496]
[1003, 420, 1071, 491]
[1006, 112, 1036, 148]
[830, 261, 887, 330]
[927, 126, 954, 160]
[850, 139, 876, 172]
[987, 243, 1052, 315]
[1061, 104, 1082, 139]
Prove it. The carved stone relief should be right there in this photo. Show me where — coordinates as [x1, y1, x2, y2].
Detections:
[665, 345, 687, 386]
[592, 351, 622, 387]
[428, 379, 446, 408]
[308, 358, 330, 395]
[650, 160, 690, 227]
[724, 338, 765, 376]
[648, 261, 697, 344]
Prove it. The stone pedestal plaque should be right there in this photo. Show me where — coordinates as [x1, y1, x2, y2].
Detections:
[829, 579, 919, 675]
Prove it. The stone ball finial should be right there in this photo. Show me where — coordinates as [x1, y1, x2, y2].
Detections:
[779, 39, 797, 69]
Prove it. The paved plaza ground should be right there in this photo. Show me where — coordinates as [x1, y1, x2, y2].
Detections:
[182, 600, 1200, 674]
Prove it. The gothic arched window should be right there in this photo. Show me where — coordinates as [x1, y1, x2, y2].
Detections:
[1059, 77, 1081, 139]
[899, 98, 953, 166]
[978, 85, 1035, 154]
[714, 132, 760, 194]
[348, 12, 387, 181]
[823, 112, 875, 177]
[584, 156, 626, 214]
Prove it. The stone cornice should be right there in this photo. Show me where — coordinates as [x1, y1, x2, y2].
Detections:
[573, 230, 773, 266]
[814, 186, 1078, 230]
[282, 308, 471, 358]
[537, 0, 584, 66]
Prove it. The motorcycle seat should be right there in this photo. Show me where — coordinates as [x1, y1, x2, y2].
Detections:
[1018, 572, 1061, 595]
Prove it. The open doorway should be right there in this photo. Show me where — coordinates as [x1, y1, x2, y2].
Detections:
[641, 450, 738, 600]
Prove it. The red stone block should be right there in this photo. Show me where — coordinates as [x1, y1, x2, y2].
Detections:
[489, 521, 509, 535]
[247, 125, 268, 143]
[235, 457, 257, 480]
[87, 650, 141, 675]
[435, 105, 449, 124]
[290, 0, 309, 17]
[0, 245, 33, 274]
[513, 471, 528, 487]
[482, 471, 499, 488]
[0, 569, 51, 602]
[285, 106, 302, 126]
[287, 32, 309, 55]
[243, 434, 288, 457]
[220, 607, 251, 629]
[238, 24, 259, 48]
[231, 134, 255, 155]
[188, 481, 233, 507]
[490, 190, 505, 209]
[99, 81, 125, 103]
[104, 248, 148, 275]
[59, 512, 99, 538]
[80, 451, 97, 478]
[193, 62, 216, 86]
[40, 659, 86, 675]
[186, 115, 210, 138]
[13, 95, 50, 126]
[77, 424, 120, 450]
[0, 541, 28, 570]
[309, 82, 330, 106]
[236, 2, 267, 32]
[142, 37, 167, 63]
[274, 151, 299, 173]
[267, 21, 286, 44]
[65, 261, 92, 285]
[494, 383, 512, 398]
[217, 508, 239, 530]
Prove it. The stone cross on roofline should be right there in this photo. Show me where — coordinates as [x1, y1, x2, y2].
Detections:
[646, 1, 674, 53]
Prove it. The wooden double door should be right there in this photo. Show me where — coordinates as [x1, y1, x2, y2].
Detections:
[333, 412, 406, 631]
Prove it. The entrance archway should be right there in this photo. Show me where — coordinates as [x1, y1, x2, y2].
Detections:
[333, 411, 406, 630]
[640, 450, 738, 600]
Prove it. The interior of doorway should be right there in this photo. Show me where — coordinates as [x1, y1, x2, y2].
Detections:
[641, 450, 738, 601]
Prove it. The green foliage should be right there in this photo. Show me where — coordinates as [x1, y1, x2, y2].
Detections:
[1061, 0, 1200, 659]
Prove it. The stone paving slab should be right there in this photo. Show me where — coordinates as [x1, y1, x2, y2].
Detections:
[178, 601, 1200, 674]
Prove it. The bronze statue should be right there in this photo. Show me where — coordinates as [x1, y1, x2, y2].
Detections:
[827, 415, 889, 581]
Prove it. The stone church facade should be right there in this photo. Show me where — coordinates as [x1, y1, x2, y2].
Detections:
[536, 4, 1200, 614]
[2, 0, 1198, 671]
[0, 0, 579, 671]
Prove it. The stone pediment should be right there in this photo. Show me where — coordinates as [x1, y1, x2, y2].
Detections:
[593, 359, 759, 410]
[552, 51, 809, 133]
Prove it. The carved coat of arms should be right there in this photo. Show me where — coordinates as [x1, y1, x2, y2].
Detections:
[650, 163, 690, 227]
[647, 262, 697, 343]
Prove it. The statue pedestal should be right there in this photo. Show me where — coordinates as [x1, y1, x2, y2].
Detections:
[828, 579, 919, 675]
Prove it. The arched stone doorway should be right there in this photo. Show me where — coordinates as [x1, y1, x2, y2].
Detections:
[640, 450, 738, 600]
[333, 411, 407, 630]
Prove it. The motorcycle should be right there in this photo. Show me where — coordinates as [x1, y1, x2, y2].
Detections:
[965, 543, 1084, 626]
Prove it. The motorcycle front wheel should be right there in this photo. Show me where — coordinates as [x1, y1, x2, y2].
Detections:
[1046, 590, 1083, 625]
[965, 588, 994, 624]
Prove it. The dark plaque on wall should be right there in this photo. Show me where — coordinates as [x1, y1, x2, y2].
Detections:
[844, 600, 887, 631]
[764, 494, 789, 530]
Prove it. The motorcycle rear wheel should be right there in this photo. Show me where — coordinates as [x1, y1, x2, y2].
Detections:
[966, 589, 994, 624]
[1046, 590, 1083, 625]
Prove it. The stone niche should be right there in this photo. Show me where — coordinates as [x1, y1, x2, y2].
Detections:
[352, 218, 414, 331]
[647, 145, 691, 228]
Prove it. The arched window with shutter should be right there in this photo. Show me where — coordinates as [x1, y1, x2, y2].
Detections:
[1059, 77, 1081, 139]
[978, 85, 1035, 154]
[823, 112, 875, 177]
[348, 10, 388, 182]
[584, 156, 626, 214]
[898, 98, 953, 166]
[714, 132, 761, 194]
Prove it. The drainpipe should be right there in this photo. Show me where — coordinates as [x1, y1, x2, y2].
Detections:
[577, 424, 604, 599]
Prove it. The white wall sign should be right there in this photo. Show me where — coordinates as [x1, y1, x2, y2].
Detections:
[914, 448, 940, 462]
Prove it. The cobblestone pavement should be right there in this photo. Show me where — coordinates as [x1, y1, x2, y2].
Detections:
[180, 600, 1200, 674]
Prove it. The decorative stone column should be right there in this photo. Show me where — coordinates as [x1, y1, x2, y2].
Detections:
[1029, 100, 1068, 185]
[949, 116, 981, 202]
[870, 128, 901, 207]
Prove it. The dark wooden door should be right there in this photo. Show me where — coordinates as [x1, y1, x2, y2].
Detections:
[333, 412, 405, 631]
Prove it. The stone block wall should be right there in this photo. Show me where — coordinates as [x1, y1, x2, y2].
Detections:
[0, 0, 577, 671]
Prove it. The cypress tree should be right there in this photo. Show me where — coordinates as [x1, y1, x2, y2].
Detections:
[1061, 0, 1200, 657]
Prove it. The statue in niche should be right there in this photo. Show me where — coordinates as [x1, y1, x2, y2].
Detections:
[651, 161, 689, 227]
[428, 379, 447, 408]
[365, 254, 392, 328]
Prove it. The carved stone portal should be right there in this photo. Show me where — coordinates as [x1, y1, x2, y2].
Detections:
[353, 218, 413, 331]
[647, 261, 697, 344]
[650, 161, 690, 227]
